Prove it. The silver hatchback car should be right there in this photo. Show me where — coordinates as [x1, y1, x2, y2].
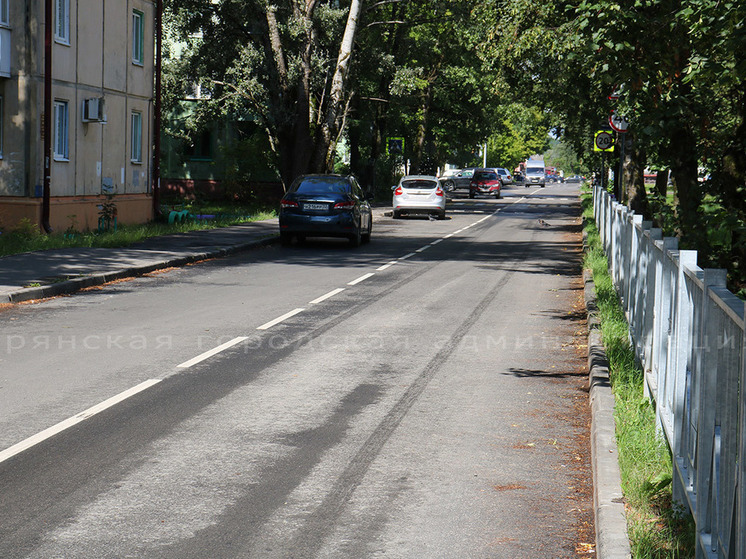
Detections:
[392, 175, 446, 219]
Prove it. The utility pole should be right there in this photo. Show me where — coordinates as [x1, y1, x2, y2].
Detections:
[42, 0, 53, 233]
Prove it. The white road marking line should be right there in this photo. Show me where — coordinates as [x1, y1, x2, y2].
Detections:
[0, 379, 161, 464]
[399, 253, 416, 260]
[430, 239, 444, 245]
[415, 245, 431, 253]
[256, 309, 306, 331]
[347, 273, 375, 286]
[443, 233, 454, 239]
[377, 261, 397, 271]
[178, 336, 250, 367]
[309, 288, 346, 305]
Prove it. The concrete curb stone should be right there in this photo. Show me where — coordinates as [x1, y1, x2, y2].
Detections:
[584, 268, 632, 559]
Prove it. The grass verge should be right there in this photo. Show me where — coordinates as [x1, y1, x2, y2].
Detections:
[0, 205, 276, 258]
[581, 189, 696, 558]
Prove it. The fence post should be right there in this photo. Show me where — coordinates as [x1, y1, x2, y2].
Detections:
[651, 237, 678, 432]
[739, 299, 746, 558]
[671, 250, 698, 508]
[642, 227, 661, 373]
[695, 268, 728, 557]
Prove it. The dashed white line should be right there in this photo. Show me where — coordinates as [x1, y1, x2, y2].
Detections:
[415, 245, 431, 253]
[430, 239, 444, 245]
[348, 273, 375, 286]
[309, 288, 346, 305]
[178, 336, 250, 367]
[377, 261, 397, 271]
[0, 379, 162, 464]
[256, 308, 306, 330]
[399, 253, 416, 260]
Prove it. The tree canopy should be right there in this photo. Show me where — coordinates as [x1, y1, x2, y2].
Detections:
[164, 0, 746, 290]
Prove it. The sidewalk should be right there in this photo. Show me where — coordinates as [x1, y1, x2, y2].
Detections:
[0, 218, 280, 303]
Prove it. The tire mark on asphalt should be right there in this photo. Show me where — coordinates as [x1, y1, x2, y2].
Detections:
[283, 266, 517, 558]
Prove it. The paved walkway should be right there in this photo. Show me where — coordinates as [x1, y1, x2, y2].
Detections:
[0, 219, 280, 303]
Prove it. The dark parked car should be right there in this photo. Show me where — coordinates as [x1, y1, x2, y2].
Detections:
[279, 174, 373, 247]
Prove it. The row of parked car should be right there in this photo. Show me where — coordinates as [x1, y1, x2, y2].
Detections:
[438, 167, 515, 192]
[392, 168, 509, 219]
[277, 167, 577, 248]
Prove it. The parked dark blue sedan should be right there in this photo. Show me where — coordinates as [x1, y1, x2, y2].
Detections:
[279, 175, 373, 247]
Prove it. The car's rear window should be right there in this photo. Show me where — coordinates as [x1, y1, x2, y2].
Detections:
[474, 172, 498, 180]
[291, 177, 350, 194]
[402, 179, 438, 189]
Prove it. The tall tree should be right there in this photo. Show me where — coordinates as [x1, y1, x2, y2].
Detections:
[165, 0, 365, 189]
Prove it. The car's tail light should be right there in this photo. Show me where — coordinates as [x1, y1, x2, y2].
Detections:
[280, 200, 299, 208]
[435, 187, 444, 197]
[333, 200, 356, 209]
[394, 187, 403, 195]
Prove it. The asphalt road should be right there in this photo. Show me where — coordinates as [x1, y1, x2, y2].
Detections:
[0, 183, 593, 558]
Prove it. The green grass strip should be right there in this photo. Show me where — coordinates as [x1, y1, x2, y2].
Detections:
[581, 190, 695, 558]
[0, 208, 276, 258]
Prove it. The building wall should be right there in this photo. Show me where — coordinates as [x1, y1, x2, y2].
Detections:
[0, 0, 155, 231]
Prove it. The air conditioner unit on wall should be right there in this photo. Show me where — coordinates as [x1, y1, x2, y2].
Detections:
[82, 98, 106, 122]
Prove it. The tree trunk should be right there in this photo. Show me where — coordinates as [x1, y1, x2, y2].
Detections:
[654, 170, 668, 198]
[409, 83, 433, 175]
[669, 124, 702, 244]
[311, 0, 364, 173]
[264, 4, 314, 190]
[623, 140, 649, 216]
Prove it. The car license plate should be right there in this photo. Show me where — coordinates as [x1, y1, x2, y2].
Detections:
[304, 203, 328, 211]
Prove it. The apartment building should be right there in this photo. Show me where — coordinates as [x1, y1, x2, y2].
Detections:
[0, 0, 155, 232]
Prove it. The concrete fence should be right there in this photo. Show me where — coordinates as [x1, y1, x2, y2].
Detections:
[592, 185, 746, 559]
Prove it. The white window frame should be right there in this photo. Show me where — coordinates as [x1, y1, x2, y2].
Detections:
[131, 111, 142, 163]
[0, 0, 9, 27]
[53, 100, 69, 161]
[132, 10, 144, 65]
[55, 0, 70, 44]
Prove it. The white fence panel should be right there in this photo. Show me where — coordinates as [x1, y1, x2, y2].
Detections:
[592, 185, 746, 559]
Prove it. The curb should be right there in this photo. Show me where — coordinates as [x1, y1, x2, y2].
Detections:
[5, 235, 278, 304]
[584, 267, 632, 559]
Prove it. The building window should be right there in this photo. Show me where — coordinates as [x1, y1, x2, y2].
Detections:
[132, 10, 144, 65]
[53, 100, 69, 160]
[0, 0, 9, 26]
[131, 111, 142, 163]
[55, 0, 70, 44]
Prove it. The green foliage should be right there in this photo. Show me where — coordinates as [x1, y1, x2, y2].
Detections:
[485, 104, 550, 169]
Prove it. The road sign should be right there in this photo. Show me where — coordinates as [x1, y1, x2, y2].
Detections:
[386, 137, 404, 155]
[609, 111, 629, 133]
[594, 130, 615, 152]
